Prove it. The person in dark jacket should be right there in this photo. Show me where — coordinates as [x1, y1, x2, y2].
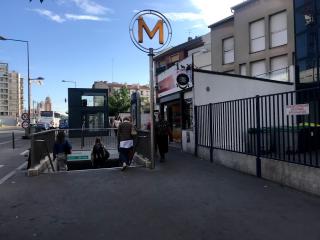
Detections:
[155, 114, 171, 162]
[53, 131, 72, 171]
[91, 138, 109, 168]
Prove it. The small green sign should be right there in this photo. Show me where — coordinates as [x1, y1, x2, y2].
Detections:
[67, 151, 91, 162]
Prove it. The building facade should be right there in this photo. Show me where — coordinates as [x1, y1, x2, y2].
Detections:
[294, 0, 320, 87]
[44, 96, 52, 111]
[210, 0, 295, 82]
[0, 63, 24, 125]
[154, 34, 211, 143]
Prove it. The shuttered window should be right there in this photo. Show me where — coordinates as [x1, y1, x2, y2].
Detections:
[223, 37, 234, 64]
[270, 55, 288, 81]
[250, 19, 265, 53]
[270, 11, 287, 48]
[251, 60, 266, 78]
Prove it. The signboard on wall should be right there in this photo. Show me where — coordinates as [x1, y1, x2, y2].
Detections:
[285, 104, 309, 116]
[157, 56, 192, 98]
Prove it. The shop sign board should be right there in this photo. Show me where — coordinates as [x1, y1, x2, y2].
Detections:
[157, 56, 192, 98]
[285, 104, 309, 116]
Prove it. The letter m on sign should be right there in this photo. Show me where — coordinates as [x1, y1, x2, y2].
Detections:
[138, 16, 164, 44]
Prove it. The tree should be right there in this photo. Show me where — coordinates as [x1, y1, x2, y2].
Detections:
[109, 86, 131, 116]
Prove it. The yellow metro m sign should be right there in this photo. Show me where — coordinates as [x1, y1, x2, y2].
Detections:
[129, 10, 172, 53]
[138, 16, 164, 44]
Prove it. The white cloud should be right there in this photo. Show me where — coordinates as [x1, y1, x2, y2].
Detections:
[65, 13, 108, 21]
[33, 9, 65, 23]
[71, 0, 113, 15]
[190, 0, 243, 25]
[164, 12, 203, 22]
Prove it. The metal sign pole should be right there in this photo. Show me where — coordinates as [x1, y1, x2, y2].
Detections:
[149, 48, 155, 169]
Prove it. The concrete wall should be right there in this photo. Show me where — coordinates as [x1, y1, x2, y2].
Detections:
[0, 116, 17, 126]
[261, 157, 320, 196]
[197, 146, 320, 196]
[189, 33, 212, 70]
[194, 70, 295, 106]
[182, 130, 195, 154]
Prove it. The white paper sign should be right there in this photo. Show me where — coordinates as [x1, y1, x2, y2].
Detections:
[285, 104, 309, 116]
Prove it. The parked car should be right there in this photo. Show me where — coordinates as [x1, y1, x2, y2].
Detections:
[36, 122, 50, 131]
[59, 119, 69, 129]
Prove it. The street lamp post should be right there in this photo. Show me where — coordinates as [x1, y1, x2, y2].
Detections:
[0, 36, 43, 133]
[61, 80, 77, 88]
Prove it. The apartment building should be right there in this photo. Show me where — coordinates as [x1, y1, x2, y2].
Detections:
[92, 81, 150, 97]
[210, 0, 295, 82]
[0, 63, 24, 125]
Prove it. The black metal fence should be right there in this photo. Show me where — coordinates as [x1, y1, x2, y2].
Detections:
[195, 87, 320, 171]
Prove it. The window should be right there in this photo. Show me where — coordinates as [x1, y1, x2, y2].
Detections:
[270, 11, 287, 48]
[170, 54, 180, 63]
[251, 60, 266, 78]
[240, 64, 247, 76]
[250, 19, 265, 53]
[223, 37, 234, 64]
[270, 55, 289, 81]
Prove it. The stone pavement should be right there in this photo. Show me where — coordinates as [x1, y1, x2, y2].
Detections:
[0, 148, 320, 240]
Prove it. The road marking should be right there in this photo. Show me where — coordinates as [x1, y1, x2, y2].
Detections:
[0, 130, 24, 134]
[0, 139, 22, 145]
[0, 162, 27, 185]
[20, 150, 29, 156]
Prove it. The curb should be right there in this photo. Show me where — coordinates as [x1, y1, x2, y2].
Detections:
[27, 156, 54, 176]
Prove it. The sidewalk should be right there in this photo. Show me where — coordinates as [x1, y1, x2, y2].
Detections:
[0, 148, 320, 240]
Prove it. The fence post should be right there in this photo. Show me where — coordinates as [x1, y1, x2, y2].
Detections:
[12, 132, 15, 149]
[255, 95, 262, 178]
[209, 103, 213, 163]
[194, 106, 198, 157]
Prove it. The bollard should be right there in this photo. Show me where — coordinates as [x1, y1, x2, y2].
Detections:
[12, 132, 15, 149]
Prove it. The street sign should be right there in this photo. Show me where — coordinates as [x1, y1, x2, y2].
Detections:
[286, 104, 309, 116]
[21, 113, 29, 121]
[129, 10, 172, 53]
[22, 120, 29, 129]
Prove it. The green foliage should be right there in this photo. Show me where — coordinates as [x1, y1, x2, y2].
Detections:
[109, 86, 131, 116]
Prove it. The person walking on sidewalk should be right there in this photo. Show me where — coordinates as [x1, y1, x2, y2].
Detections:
[155, 114, 171, 162]
[117, 117, 136, 171]
[53, 131, 72, 171]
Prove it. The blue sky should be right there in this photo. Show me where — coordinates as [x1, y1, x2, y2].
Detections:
[0, 0, 242, 112]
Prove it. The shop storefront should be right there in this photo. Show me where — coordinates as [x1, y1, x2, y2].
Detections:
[156, 57, 193, 143]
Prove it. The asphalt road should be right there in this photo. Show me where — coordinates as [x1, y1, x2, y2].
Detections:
[0, 148, 319, 240]
[0, 127, 30, 184]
